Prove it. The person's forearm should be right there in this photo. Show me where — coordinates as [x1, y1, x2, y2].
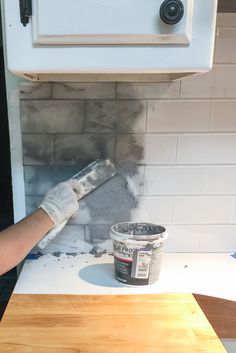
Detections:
[0, 208, 54, 275]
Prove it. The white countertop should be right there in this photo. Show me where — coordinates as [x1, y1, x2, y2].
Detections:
[15, 252, 236, 301]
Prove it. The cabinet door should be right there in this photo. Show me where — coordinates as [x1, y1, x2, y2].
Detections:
[31, 0, 193, 45]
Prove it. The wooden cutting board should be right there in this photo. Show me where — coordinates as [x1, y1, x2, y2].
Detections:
[0, 293, 227, 353]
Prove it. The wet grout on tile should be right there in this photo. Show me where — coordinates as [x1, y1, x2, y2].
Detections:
[21, 100, 84, 133]
[20, 83, 52, 99]
[84, 100, 146, 133]
[54, 134, 115, 165]
[22, 134, 54, 166]
[52, 82, 116, 99]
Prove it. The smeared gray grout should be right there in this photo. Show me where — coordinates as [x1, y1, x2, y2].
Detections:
[89, 245, 107, 258]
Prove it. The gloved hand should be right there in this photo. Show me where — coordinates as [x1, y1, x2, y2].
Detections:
[39, 179, 81, 226]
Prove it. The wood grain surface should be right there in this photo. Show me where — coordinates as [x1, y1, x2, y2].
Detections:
[194, 294, 236, 339]
[0, 293, 227, 353]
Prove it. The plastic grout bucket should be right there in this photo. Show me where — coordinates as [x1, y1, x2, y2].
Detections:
[110, 222, 168, 286]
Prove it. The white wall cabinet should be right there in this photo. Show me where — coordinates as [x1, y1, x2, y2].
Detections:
[32, 0, 192, 45]
[3, 0, 218, 81]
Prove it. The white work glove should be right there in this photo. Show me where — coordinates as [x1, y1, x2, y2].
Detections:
[39, 180, 80, 226]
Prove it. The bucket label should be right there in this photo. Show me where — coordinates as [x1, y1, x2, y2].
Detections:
[132, 250, 151, 279]
[113, 240, 163, 285]
[113, 241, 134, 261]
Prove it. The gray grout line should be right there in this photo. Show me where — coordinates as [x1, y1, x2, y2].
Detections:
[53, 135, 55, 166]
[20, 97, 236, 101]
[171, 198, 175, 224]
[145, 100, 148, 133]
[83, 100, 86, 131]
[198, 225, 203, 252]
[25, 193, 236, 197]
[203, 165, 207, 194]
[175, 134, 179, 165]
[22, 163, 236, 167]
[179, 80, 182, 99]
[115, 82, 118, 99]
[113, 133, 117, 163]
[133, 194, 236, 198]
[50, 82, 53, 99]
[208, 99, 213, 132]
[20, 131, 236, 135]
[142, 165, 146, 196]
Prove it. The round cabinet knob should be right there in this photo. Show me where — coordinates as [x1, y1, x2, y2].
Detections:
[160, 0, 184, 25]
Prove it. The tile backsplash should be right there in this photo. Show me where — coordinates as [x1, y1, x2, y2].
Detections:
[20, 14, 236, 253]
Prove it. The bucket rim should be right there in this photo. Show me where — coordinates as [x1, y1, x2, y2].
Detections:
[110, 222, 167, 241]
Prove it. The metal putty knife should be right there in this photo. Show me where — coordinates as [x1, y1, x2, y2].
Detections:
[38, 159, 118, 249]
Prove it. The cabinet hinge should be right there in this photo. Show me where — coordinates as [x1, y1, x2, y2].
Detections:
[19, 0, 32, 27]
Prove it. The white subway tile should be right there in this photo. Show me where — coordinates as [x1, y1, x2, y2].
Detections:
[200, 226, 236, 252]
[230, 198, 236, 223]
[144, 135, 177, 164]
[131, 196, 173, 225]
[180, 69, 214, 99]
[117, 82, 180, 99]
[165, 225, 201, 252]
[217, 13, 236, 28]
[215, 29, 236, 64]
[180, 66, 236, 99]
[205, 166, 236, 194]
[211, 100, 236, 132]
[147, 100, 211, 133]
[213, 66, 236, 98]
[116, 134, 177, 165]
[173, 196, 233, 224]
[144, 166, 205, 195]
[177, 134, 236, 164]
